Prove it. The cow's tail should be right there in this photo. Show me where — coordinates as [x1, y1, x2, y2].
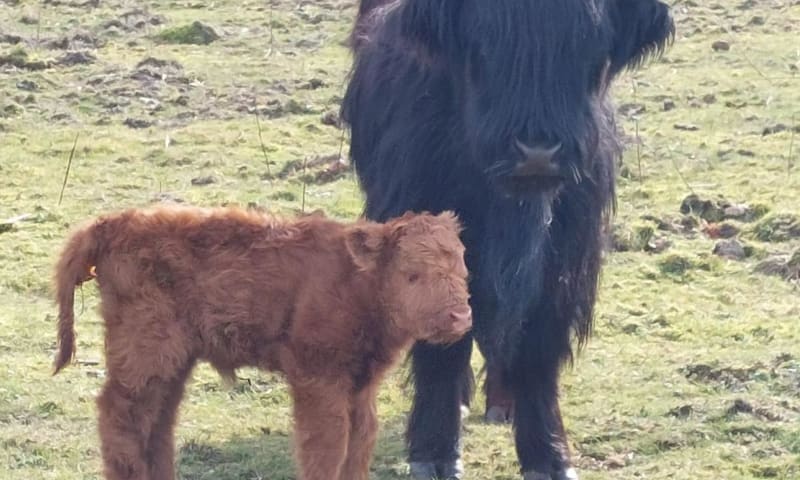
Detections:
[53, 219, 103, 375]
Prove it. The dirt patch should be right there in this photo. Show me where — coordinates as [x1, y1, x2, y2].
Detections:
[130, 56, 187, 84]
[42, 0, 99, 7]
[610, 222, 671, 253]
[45, 31, 104, 50]
[702, 221, 740, 239]
[754, 250, 800, 281]
[0, 33, 23, 45]
[666, 404, 694, 419]
[762, 123, 800, 136]
[609, 213, 701, 254]
[638, 214, 699, 235]
[99, 8, 166, 33]
[0, 47, 51, 70]
[122, 118, 153, 129]
[681, 363, 764, 390]
[683, 356, 799, 396]
[713, 239, 747, 260]
[190, 175, 217, 186]
[320, 109, 340, 127]
[680, 194, 769, 223]
[726, 399, 785, 422]
[579, 451, 633, 471]
[57, 51, 96, 66]
[272, 154, 350, 185]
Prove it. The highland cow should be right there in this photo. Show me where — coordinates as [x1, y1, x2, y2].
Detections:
[341, 1, 675, 479]
[52, 205, 472, 480]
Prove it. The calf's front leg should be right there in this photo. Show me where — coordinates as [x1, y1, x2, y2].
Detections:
[340, 384, 380, 480]
[291, 382, 351, 480]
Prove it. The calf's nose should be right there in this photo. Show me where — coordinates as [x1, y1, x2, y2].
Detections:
[449, 306, 472, 332]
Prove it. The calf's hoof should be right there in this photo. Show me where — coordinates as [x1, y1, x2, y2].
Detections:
[521, 468, 578, 480]
[409, 459, 463, 479]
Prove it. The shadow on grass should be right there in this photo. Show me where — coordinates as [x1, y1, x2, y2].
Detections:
[177, 415, 410, 480]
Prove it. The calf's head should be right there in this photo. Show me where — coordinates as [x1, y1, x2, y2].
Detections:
[346, 211, 472, 344]
[396, 0, 674, 192]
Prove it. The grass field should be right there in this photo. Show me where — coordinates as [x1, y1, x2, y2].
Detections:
[1, 1, 799, 479]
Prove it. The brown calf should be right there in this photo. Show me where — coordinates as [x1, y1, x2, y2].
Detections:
[52, 205, 472, 480]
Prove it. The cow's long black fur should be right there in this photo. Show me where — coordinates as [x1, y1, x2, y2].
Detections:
[341, 1, 674, 478]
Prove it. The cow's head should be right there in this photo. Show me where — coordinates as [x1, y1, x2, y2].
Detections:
[397, 0, 674, 193]
[345, 211, 472, 344]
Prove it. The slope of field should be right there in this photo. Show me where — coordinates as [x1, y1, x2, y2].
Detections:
[1, 1, 798, 479]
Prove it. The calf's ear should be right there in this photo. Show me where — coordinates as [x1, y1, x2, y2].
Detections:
[345, 225, 386, 271]
[435, 210, 463, 235]
[609, 0, 675, 76]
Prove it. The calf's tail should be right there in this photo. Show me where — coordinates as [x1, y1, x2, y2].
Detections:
[52, 220, 102, 374]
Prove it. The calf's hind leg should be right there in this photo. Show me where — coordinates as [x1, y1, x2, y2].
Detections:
[146, 365, 194, 480]
[97, 300, 192, 480]
[97, 376, 171, 480]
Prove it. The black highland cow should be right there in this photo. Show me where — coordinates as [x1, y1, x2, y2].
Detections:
[341, 1, 674, 479]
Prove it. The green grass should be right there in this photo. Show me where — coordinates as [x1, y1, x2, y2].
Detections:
[1, 0, 799, 479]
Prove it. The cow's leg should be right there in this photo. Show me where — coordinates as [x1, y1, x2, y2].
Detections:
[407, 333, 473, 480]
[484, 360, 514, 424]
[459, 364, 475, 420]
[509, 326, 577, 480]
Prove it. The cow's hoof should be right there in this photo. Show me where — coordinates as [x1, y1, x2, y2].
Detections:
[438, 459, 463, 479]
[484, 405, 512, 424]
[409, 459, 463, 479]
[460, 404, 470, 420]
[522, 472, 551, 480]
[521, 468, 578, 480]
[409, 462, 437, 479]
[553, 468, 579, 480]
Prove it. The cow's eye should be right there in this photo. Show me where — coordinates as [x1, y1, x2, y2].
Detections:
[408, 273, 420, 283]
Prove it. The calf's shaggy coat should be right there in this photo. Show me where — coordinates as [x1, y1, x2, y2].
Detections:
[52, 205, 472, 480]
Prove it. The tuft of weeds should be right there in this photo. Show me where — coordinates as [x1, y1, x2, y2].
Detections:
[155, 21, 220, 45]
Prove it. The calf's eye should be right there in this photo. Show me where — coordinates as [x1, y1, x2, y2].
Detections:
[408, 273, 420, 283]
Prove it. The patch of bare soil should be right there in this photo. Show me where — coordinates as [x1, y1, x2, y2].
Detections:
[712, 239, 747, 260]
[754, 250, 800, 282]
[726, 398, 786, 422]
[680, 194, 768, 223]
[45, 31, 104, 50]
[0, 48, 51, 70]
[0, 33, 23, 45]
[99, 8, 166, 34]
[682, 355, 800, 396]
[42, 0, 99, 7]
[681, 363, 764, 391]
[272, 153, 350, 185]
